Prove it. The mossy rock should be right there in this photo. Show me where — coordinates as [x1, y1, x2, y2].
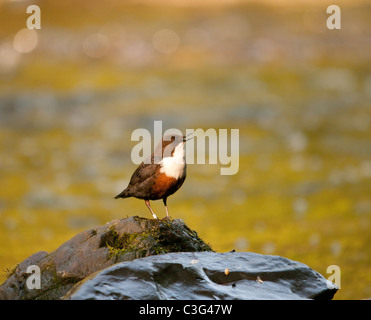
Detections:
[0, 216, 212, 300]
[104, 217, 213, 262]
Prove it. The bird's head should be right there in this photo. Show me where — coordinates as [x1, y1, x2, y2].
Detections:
[153, 133, 193, 160]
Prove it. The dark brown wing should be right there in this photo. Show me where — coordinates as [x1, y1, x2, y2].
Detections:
[114, 162, 160, 199]
[128, 162, 160, 186]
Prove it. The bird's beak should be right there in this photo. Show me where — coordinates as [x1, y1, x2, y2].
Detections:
[183, 133, 193, 143]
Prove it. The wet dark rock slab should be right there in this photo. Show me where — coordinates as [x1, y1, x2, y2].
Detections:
[65, 251, 337, 300]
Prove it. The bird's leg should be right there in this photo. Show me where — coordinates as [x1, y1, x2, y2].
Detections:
[145, 200, 158, 219]
[163, 198, 169, 218]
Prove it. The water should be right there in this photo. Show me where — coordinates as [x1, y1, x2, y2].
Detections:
[0, 1, 370, 299]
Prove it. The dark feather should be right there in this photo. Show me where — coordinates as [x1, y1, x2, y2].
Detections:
[114, 162, 160, 199]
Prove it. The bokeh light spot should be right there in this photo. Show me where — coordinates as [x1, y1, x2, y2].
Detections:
[152, 29, 180, 54]
[13, 28, 38, 54]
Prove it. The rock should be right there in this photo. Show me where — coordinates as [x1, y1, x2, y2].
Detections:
[0, 215, 337, 300]
[0, 216, 212, 300]
[64, 251, 338, 300]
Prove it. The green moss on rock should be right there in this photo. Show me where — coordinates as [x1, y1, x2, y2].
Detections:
[104, 218, 213, 262]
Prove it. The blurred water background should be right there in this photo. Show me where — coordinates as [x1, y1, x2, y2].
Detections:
[0, 0, 370, 299]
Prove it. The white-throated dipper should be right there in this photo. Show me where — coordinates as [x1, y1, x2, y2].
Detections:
[115, 134, 187, 219]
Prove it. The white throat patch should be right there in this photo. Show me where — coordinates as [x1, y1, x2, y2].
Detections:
[159, 142, 186, 179]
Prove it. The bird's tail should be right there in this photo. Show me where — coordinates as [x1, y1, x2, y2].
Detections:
[114, 189, 131, 199]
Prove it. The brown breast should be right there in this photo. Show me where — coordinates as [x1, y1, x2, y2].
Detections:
[151, 172, 185, 199]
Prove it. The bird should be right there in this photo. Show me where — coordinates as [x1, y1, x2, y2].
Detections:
[115, 134, 188, 219]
